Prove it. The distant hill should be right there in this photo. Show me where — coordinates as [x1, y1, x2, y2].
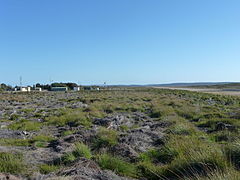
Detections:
[148, 82, 233, 87]
[108, 82, 240, 88]
[148, 82, 240, 90]
[185, 83, 240, 89]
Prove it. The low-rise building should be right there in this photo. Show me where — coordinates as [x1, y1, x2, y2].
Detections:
[73, 87, 80, 91]
[34, 87, 42, 91]
[14, 86, 31, 92]
[51, 87, 68, 91]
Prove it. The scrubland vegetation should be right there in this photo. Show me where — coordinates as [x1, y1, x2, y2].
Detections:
[1, 88, 240, 179]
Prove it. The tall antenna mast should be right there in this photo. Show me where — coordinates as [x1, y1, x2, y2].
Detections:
[20, 76, 22, 87]
[49, 77, 53, 84]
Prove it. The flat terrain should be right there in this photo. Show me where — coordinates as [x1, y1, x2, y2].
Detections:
[1, 88, 240, 179]
[156, 86, 240, 96]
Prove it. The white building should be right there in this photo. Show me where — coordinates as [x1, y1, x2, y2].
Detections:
[73, 87, 80, 91]
[34, 87, 42, 91]
[20, 87, 31, 92]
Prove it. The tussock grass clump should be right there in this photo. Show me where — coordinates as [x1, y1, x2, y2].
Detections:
[187, 168, 240, 180]
[73, 142, 92, 159]
[212, 131, 238, 142]
[9, 114, 20, 121]
[149, 104, 174, 118]
[83, 106, 105, 118]
[8, 119, 42, 131]
[0, 135, 54, 147]
[32, 134, 55, 142]
[61, 152, 76, 165]
[159, 156, 226, 179]
[46, 110, 92, 128]
[0, 138, 31, 146]
[97, 154, 137, 178]
[197, 118, 237, 131]
[138, 134, 228, 179]
[171, 119, 197, 136]
[139, 147, 178, 164]
[224, 142, 240, 169]
[32, 134, 55, 148]
[0, 152, 26, 174]
[61, 130, 74, 136]
[39, 164, 59, 174]
[94, 127, 118, 149]
[60, 142, 92, 165]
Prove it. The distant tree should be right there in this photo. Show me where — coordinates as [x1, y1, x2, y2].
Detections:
[35, 83, 51, 90]
[66, 82, 78, 90]
[51, 82, 67, 87]
[0, 83, 12, 91]
[50, 82, 78, 90]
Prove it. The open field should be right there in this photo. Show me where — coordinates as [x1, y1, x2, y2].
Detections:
[155, 86, 240, 96]
[1, 88, 240, 179]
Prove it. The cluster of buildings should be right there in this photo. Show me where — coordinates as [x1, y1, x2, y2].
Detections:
[14, 86, 42, 92]
[14, 86, 100, 92]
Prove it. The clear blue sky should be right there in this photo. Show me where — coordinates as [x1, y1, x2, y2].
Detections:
[1, 0, 240, 86]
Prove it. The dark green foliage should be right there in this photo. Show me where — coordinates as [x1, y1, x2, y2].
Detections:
[0, 83, 12, 91]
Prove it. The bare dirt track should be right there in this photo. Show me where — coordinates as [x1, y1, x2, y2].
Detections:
[154, 87, 240, 96]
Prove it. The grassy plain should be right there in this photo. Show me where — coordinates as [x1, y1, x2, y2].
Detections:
[0, 88, 240, 179]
